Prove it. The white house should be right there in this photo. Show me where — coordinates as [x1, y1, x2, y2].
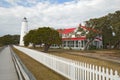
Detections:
[51, 24, 103, 50]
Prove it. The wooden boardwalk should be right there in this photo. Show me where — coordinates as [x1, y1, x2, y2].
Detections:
[0, 46, 18, 80]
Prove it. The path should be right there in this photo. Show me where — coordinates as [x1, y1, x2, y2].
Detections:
[0, 46, 18, 80]
[68, 51, 120, 64]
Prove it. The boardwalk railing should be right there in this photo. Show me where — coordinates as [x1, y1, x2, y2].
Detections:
[14, 46, 120, 80]
[10, 46, 36, 80]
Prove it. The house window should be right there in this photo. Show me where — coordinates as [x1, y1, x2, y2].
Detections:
[76, 41, 78, 47]
[81, 40, 84, 47]
[66, 41, 73, 47]
[68, 41, 70, 47]
[63, 41, 66, 47]
[71, 41, 74, 47]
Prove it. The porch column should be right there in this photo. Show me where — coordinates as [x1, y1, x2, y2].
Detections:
[74, 41, 76, 48]
[83, 40, 85, 47]
[66, 41, 68, 48]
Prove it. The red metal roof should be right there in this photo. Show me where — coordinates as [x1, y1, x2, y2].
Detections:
[58, 28, 76, 34]
[58, 24, 100, 34]
[58, 26, 97, 35]
[62, 37, 86, 41]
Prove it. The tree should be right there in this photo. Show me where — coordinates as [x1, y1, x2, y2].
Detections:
[24, 27, 62, 52]
[37, 27, 62, 52]
[0, 34, 20, 46]
[12, 35, 20, 44]
[109, 11, 120, 49]
[84, 10, 120, 49]
[24, 29, 41, 47]
[84, 18, 102, 50]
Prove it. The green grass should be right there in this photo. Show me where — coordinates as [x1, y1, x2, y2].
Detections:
[12, 47, 68, 80]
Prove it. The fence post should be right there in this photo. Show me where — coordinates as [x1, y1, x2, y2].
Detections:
[99, 66, 101, 80]
[79, 62, 82, 80]
[82, 62, 85, 80]
[106, 68, 109, 80]
[114, 71, 120, 80]
[84, 63, 87, 80]
[102, 67, 105, 80]
[70, 60, 75, 80]
[77, 62, 80, 80]
[110, 69, 113, 80]
[89, 64, 92, 80]
[92, 65, 95, 80]
[95, 66, 98, 80]
[87, 64, 89, 80]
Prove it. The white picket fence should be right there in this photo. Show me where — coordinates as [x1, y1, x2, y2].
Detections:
[14, 46, 120, 80]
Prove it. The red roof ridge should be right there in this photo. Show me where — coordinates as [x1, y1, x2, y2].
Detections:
[58, 27, 76, 34]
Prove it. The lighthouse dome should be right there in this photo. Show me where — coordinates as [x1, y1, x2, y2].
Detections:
[23, 17, 27, 22]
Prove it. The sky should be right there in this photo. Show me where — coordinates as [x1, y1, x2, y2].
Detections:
[0, 0, 120, 36]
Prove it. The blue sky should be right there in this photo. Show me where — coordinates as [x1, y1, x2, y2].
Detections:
[0, 0, 11, 7]
[57, 0, 73, 3]
[0, 0, 120, 36]
[0, 0, 73, 8]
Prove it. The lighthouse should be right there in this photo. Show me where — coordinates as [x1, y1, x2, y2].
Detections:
[19, 17, 28, 46]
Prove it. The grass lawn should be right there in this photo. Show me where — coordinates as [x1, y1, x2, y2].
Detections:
[32, 47, 120, 74]
[12, 47, 68, 80]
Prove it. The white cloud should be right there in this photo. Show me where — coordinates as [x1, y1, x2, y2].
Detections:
[0, 0, 120, 36]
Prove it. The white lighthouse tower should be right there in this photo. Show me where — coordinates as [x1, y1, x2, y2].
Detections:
[19, 17, 28, 46]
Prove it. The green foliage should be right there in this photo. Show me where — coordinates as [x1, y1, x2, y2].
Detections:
[37, 27, 62, 45]
[24, 29, 41, 47]
[85, 10, 120, 49]
[0, 34, 20, 45]
[89, 45, 97, 50]
[77, 27, 84, 32]
[24, 27, 62, 51]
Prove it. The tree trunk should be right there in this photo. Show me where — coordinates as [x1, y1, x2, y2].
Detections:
[114, 40, 120, 49]
[108, 41, 111, 49]
[33, 44, 35, 48]
[83, 39, 94, 50]
[44, 44, 51, 52]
